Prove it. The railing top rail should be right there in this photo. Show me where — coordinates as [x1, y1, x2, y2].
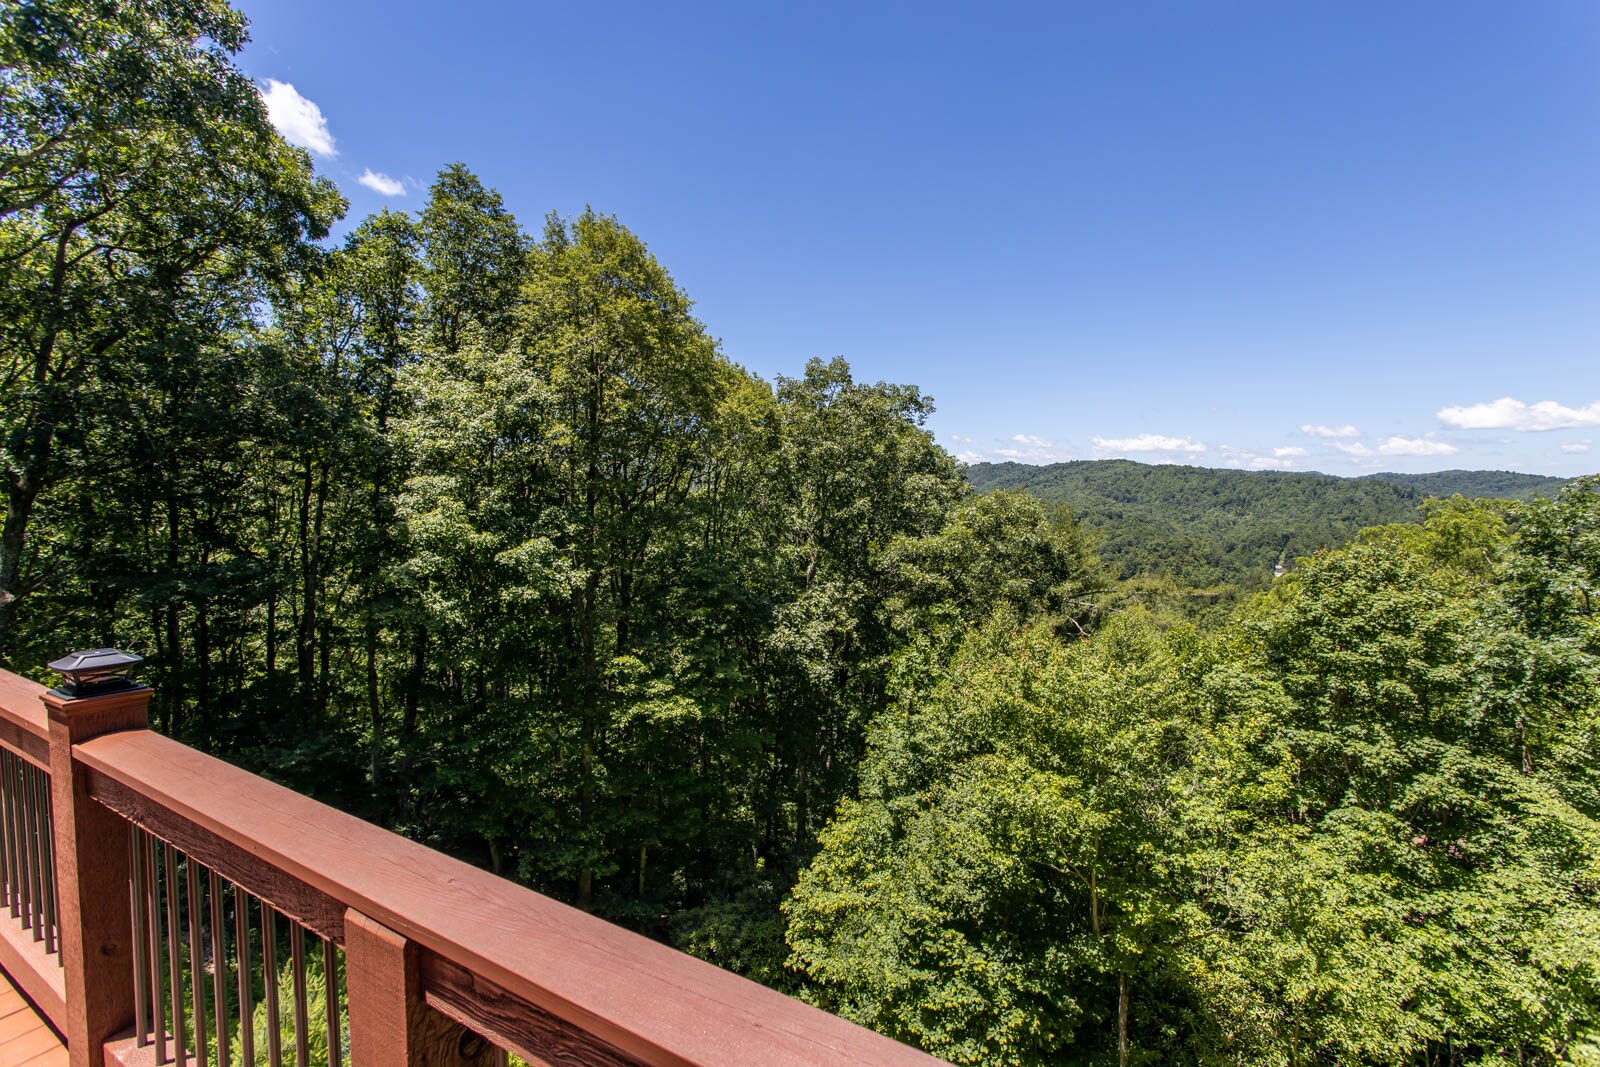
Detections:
[74, 728, 941, 1067]
[0, 669, 51, 769]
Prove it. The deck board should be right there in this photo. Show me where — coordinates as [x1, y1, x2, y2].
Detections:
[0, 964, 65, 1066]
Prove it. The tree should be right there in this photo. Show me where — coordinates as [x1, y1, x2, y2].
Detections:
[0, 0, 341, 653]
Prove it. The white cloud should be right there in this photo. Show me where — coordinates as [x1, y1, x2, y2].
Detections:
[947, 433, 973, 444]
[1436, 396, 1600, 432]
[1273, 446, 1309, 458]
[1011, 434, 1054, 448]
[1335, 435, 1460, 458]
[357, 169, 406, 196]
[1091, 434, 1207, 455]
[1561, 440, 1591, 455]
[1300, 423, 1361, 438]
[260, 79, 336, 157]
[1217, 445, 1296, 470]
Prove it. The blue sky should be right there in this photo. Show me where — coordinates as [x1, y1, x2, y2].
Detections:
[241, 1, 1600, 477]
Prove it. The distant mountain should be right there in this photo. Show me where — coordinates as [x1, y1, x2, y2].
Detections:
[964, 460, 1572, 588]
[1357, 469, 1568, 501]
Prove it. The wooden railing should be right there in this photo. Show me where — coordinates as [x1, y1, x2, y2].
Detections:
[0, 664, 941, 1067]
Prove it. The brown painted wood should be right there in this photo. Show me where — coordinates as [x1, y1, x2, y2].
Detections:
[0, 899, 65, 1032]
[102, 1028, 203, 1066]
[44, 685, 149, 1067]
[0, 963, 65, 1065]
[75, 731, 944, 1066]
[345, 909, 494, 1067]
[422, 952, 645, 1067]
[84, 771, 344, 942]
[0, 671, 50, 772]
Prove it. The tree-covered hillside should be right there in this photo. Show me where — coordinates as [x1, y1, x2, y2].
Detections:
[1359, 468, 1570, 500]
[966, 460, 1570, 588]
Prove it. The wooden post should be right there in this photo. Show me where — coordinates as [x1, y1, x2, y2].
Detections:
[43, 682, 150, 1067]
[345, 908, 495, 1067]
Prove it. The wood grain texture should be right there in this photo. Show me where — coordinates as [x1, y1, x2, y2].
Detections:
[45, 686, 148, 1067]
[85, 772, 344, 942]
[346, 909, 496, 1067]
[0, 962, 65, 1064]
[0, 906, 65, 1034]
[73, 730, 945, 1066]
[423, 952, 645, 1067]
[0, 672, 50, 770]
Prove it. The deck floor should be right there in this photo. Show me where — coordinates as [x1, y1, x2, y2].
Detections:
[0, 965, 66, 1066]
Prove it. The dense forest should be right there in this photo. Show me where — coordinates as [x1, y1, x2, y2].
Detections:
[968, 460, 1567, 592]
[2, 3, 1598, 1064]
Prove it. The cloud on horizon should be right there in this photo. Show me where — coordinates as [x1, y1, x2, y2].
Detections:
[357, 169, 406, 196]
[1092, 433, 1207, 456]
[1437, 397, 1600, 432]
[1301, 423, 1361, 438]
[1336, 435, 1460, 458]
[260, 79, 336, 157]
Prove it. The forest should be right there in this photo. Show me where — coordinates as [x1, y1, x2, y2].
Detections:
[967, 460, 1568, 591]
[2, 3, 1598, 1064]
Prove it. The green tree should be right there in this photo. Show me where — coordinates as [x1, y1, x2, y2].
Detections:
[0, 0, 341, 654]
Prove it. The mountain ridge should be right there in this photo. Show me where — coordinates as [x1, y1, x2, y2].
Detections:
[963, 459, 1573, 587]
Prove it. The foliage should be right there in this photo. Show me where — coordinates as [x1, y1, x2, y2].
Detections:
[789, 489, 1600, 1065]
[966, 459, 1569, 590]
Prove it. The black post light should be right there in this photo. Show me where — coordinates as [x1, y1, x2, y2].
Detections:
[46, 647, 145, 697]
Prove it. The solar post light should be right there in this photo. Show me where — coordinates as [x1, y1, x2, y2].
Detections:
[46, 647, 145, 697]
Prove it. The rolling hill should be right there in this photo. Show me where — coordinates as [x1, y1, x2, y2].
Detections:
[965, 460, 1570, 587]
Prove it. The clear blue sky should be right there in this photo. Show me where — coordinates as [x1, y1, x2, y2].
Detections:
[241, 1, 1600, 477]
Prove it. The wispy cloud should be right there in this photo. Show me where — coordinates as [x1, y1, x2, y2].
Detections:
[1336, 435, 1460, 457]
[1011, 434, 1054, 448]
[260, 79, 336, 157]
[1437, 397, 1600, 432]
[1274, 446, 1308, 458]
[947, 433, 973, 444]
[1300, 423, 1361, 438]
[1561, 440, 1592, 455]
[1219, 446, 1296, 470]
[1091, 434, 1207, 456]
[357, 169, 406, 196]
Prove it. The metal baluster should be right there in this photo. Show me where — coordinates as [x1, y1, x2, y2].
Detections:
[130, 827, 149, 1047]
[211, 870, 230, 1067]
[291, 923, 308, 1067]
[7, 755, 22, 919]
[236, 885, 254, 1067]
[262, 901, 282, 1067]
[39, 770, 55, 954]
[20, 761, 36, 935]
[148, 834, 166, 1063]
[164, 842, 187, 1064]
[187, 856, 209, 1066]
[324, 937, 342, 1067]
[29, 764, 42, 940]
[0, 752, 12, 911]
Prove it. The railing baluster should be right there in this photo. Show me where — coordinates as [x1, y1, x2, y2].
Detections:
[236, 884, 254, 1067]
[263, 900, 282, 1067]
[291, 922, 308, 1067]
[165, 841, 188, 1064]
[211, 870, 230, 1067]
[39, 767, 55, 953]
[0, 751, 13, 913]
[324, 936, 342, 1067]
[145, 832, 166, 1063]
[188, 855, 209, 1066]
[20, 758, 36, 935]
[130, 826, 149, 1048]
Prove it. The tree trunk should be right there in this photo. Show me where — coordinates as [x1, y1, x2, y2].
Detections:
[1117, 972, 1129, 1067]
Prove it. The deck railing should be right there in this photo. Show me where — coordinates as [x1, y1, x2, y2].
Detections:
[0, 661, 940, 1067]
